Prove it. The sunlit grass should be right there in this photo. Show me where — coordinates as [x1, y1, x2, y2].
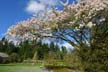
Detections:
[0, 63, 46, 72]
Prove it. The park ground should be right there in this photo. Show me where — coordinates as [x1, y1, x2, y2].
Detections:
[0, 63, 47, 72]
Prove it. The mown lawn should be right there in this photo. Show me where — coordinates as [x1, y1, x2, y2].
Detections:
[0, 63, 47, 72]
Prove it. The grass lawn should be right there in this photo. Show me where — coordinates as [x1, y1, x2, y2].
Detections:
[0, 63, 47, 72]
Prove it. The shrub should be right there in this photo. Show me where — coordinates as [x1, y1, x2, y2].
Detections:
[9, 53, 20, 63]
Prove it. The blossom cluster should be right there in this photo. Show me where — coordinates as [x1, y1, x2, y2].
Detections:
[7, 0, 108, 41]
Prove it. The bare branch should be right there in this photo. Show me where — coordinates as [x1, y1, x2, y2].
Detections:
[59, 0, 69, 6]
[59, 0, 69, 11]
[52, 6, 58, 16]
[78, 0, 87, 4]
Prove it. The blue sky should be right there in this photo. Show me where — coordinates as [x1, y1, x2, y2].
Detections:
[0, 0, 31, 38]
[0, 0, 75, 38]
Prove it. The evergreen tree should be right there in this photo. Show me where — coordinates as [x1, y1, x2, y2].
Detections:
[61, 46, 67, 60]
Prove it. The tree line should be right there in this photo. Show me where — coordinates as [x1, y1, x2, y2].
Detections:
[0, 38, 73, 63]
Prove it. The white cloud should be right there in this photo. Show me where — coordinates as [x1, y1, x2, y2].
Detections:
[26, 0, 59, 14]
[39, 0, 58, 6]
[62, 43, 73, 49]
[26, 1, 45, 13]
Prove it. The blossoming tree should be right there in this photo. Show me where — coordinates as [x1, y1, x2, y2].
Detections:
[6, 0, 108, 71]
[7, 0, 108, 45]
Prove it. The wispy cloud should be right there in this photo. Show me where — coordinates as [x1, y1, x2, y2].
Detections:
[39, 0, 58, 6]
[26, 0, 59, 14]
[62, 43, 73, 49]
[26, 0, 44, 14]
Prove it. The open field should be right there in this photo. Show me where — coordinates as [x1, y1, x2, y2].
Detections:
[0, 63, 47, 72]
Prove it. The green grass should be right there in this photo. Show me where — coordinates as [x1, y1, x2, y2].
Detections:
[0, 63, 47, 72]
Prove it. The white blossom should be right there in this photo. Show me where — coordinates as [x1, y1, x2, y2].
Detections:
[6, 0, 108, 41]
